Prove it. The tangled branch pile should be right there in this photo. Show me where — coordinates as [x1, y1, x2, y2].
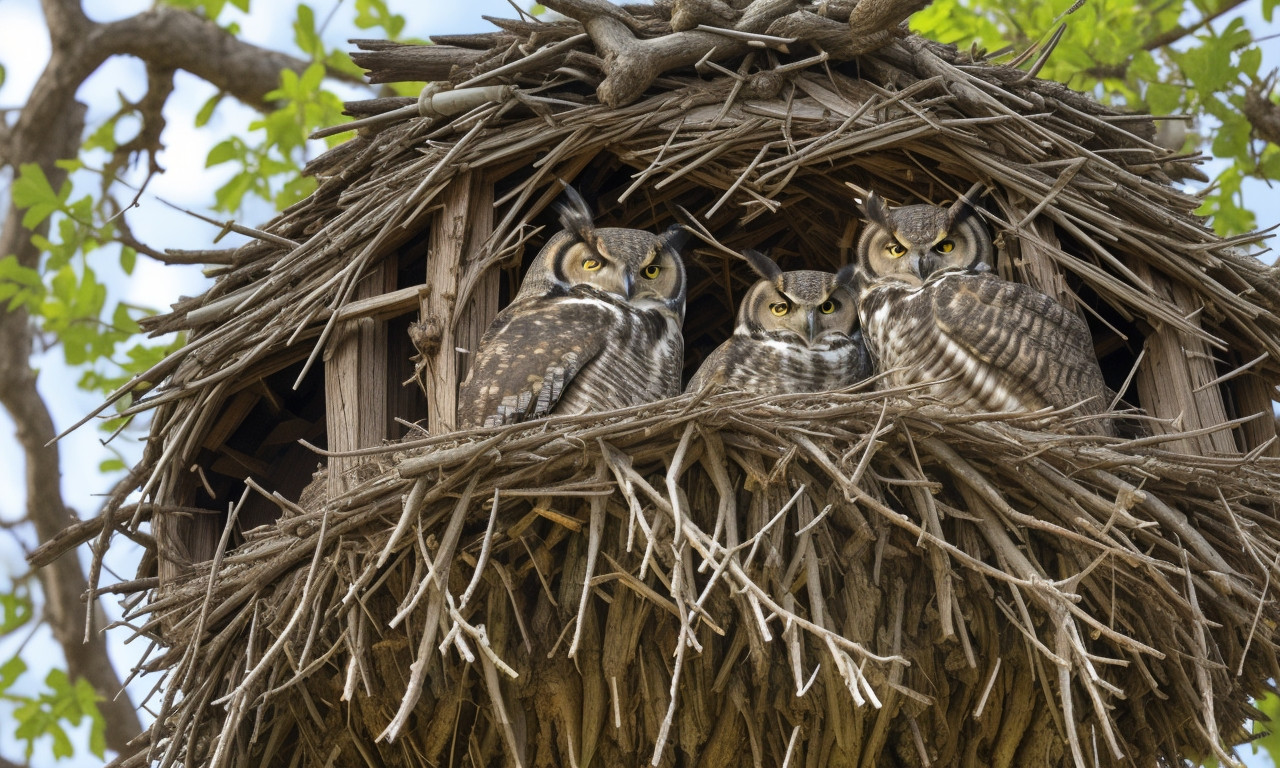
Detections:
[124, 395, 1280, 767]
[41, 1, 1280, 766]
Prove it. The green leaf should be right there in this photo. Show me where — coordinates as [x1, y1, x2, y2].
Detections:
[50, 725, 73, 759]
[299, 61, 325, 94]
[0, 656, 25, 694]
[195, 92, 224, 127]
[74, 676, 106, 758]
[1211, 112, 1251, 161]
[11, 164, 68, 229]
[1253, 693, 1280, 757]
[0, 253, 46, 311]
[98, 458, 127, 472]
[324, 50, 365, 79]
[83, 117, 119, 154]
[0, 590, 34, 635]
[354, 0, 405, 38]
[120, 246, 137, 276]
[206, 137, 243, 167]
[112, 303, 139, 334]
[1238, 47, 1262, 79]
[1259, 145, 1280, 179]
[213, 171, 256, 212]
[1145, 82, 1184, 115]
[293, 4, 323, 60]
[0, 63, 6, 89]
[1174, 48, 1226, 96]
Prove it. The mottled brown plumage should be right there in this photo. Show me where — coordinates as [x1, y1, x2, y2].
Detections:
[457, 187, 688, 428]
[855, 193, 1112, 433]
[687, 250, 871, 395]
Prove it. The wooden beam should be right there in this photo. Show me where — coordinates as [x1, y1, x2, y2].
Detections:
[1129, 261, 1237, 456]
[419, 172, 500, 433]
[1229, 373, 1278, 456]
[325, 257, 397, 496]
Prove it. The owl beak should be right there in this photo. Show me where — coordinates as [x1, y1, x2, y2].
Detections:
[917, 251, 941, 279]
[622, 269, 634, 298]
[806, 309, 818, 343]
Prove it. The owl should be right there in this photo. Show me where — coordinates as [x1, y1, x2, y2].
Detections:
[686, 249, 872, 396]
[855, 191, 1113, 434]
[456, 187, 688, 429]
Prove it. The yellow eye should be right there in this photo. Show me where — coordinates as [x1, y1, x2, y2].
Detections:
[770, 302, 790, 317]
[935, 240, 955, 254]
[582, 258, 602, 271]
[642, 265, 662, 279]
[820, 300, 836, 314]
[886, 243, 907, 258]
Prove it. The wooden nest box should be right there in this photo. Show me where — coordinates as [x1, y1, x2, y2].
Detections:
[63, 2, 1280, 767]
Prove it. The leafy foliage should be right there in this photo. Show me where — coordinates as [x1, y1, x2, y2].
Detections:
[911, 0, 1276, 235]
[0, 584, 107, 761]
[6, 163, 168, 395]
[1254, 693, 1280, 763]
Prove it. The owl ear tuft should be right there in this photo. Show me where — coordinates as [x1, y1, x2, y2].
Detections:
[834, 263, 859, 291]
[553, 182, 596, 241]
[659, 223, 690, 254]
[946, 182, 986, 228]
[741, 249, 783, 284]
[858, 192, 893, 229]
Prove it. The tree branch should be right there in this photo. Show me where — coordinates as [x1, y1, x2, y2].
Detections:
[87, 6, 311, 110]
[1141, 0, 1252, 51]
[1244, 72, 1280, 147]
[40, 0, 89, 46]
[0, 0, 331, 757]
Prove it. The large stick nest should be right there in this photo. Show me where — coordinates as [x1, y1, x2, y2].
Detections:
[43, 1, 1280, 766]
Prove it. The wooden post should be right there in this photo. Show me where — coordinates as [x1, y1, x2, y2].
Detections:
[419, 172, 500, 433]
[325, 258, 397, 496]
[1011, 218, 1076, 313]
[1129, 261, 1237, 456]
[1229, 373, 1279, 456]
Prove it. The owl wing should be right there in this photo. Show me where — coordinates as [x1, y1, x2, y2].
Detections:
[457, 295, 618, 428]
[685, 337, 739, 394]
[926, 272, 1110, 417]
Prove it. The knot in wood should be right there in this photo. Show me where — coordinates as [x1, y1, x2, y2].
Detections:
[747, 69, 784, 99]
[409, 317, 444, 357]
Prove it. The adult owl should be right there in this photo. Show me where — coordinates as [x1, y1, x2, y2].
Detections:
[456, 187, 688, 429]
[686, 250, 872, 396]
[855, 191, 1112, 434]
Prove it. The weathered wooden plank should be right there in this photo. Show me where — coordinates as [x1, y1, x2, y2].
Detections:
[419, 172, 500, 433]
[1229, 372, 1278, 456]
[200, 389, 259, 452]
[350, 43, 486, 84]
[325, 258, 397, 496]
[1130, 260, 1236, 455]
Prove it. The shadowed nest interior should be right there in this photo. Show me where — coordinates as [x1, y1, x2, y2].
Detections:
[35, 1, 1280, 766]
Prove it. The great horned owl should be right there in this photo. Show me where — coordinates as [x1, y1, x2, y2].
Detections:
[457, 187, 688, 429]
[855, 191, 1112, 434]
[686, 249, 872, 396]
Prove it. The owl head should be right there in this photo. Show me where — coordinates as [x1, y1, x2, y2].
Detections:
[737, 249, 860, 345]
[519, 186, 689, 319]
[855, 188, 993, 282]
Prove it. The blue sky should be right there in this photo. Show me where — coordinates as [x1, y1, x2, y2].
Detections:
[0, 0, 1276, 765]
